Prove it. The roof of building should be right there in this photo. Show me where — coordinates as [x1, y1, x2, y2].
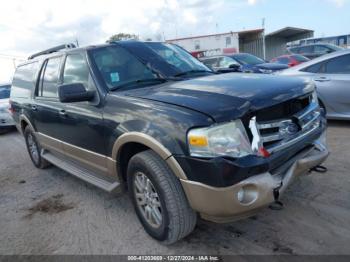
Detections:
[166, 29, 264, 42]
[266, 27, 314, 38]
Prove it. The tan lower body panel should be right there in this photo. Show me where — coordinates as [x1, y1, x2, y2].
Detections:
[35, 132, 118, 179]
[180, 140, 329, 223]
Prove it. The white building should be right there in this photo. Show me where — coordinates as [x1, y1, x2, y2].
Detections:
[167, 32, 239, 57]
[167, 27, 314, 60]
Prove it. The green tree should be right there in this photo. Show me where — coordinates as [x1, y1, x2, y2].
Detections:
[107, 33, 139, 42]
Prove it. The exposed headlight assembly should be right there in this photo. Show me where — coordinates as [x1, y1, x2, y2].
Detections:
[187, 120, 253, 158]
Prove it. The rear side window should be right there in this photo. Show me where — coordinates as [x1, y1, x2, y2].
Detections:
[39, 57, 62, 98]
[11, 62, 39, 98]
[301, 62, 324, 73]
[324, 54, 350, 74]
[63, 53, 89, 86]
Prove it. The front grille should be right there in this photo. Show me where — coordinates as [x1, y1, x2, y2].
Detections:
[249, 94, 321, 154]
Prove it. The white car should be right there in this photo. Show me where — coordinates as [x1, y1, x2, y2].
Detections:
[0, 83, 15, 133]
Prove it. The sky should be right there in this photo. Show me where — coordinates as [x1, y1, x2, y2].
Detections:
[0, 0, 349, 83]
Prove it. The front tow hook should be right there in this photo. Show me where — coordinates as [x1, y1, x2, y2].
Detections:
[309, 165, 328, 173]
[269, 182, 284, 211]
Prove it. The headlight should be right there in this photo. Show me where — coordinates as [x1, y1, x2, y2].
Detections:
[187, 120, 252, 158]
[258, 68, 273, 74]
[311, 90, 319, 105]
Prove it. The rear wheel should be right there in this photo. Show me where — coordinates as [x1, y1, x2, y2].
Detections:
[24, 126, 51, 169]
[127, 150, 197, 244]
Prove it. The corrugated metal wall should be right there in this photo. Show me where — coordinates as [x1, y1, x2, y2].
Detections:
[239, 37, 264, 58]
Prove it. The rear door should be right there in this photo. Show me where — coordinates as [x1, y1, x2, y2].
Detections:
[32, 56, 66, 154]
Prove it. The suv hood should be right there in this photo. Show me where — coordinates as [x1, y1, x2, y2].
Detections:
[123, 73, 312, 122]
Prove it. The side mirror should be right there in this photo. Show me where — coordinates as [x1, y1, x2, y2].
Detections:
[228, 64, 241, 71]
[58, 83, 95, 103]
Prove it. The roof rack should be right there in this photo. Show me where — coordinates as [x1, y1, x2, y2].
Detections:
[28, 43, 76, 60]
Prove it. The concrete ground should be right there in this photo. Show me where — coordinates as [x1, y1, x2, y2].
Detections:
[0, 121, 349, 255]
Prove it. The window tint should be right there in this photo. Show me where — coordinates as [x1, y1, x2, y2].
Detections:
[301, 62, 324, 73]
[218, 56, 238, 68]
[0, 85, 11, 99]
[41, 57, 61, 98]
[325, 55, 350, 74]
[63, 54, 89, 85]
[11, 62, 39, 98]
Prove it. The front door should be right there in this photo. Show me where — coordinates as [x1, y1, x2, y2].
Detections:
[56, 52, 108, 176]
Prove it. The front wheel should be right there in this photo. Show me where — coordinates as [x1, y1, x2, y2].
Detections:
[127, 150, 197, 244]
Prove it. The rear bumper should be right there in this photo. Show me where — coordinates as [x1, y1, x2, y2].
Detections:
[0, 113, 15, 128]
[180, 132, 329, 223]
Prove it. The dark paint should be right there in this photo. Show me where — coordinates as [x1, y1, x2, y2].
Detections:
[10, 42, 323, 187]
[122, 73, 310, 122]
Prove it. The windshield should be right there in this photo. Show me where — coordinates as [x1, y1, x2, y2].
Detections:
[90, 46, 159, 90]
[0, 85, 11, 99]
[145, 42, 210, 74]
[232, 54, 265, 65]
[90, 43, 212, 90]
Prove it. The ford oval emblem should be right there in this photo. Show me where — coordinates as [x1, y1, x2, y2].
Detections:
[280, 122, 299, 136]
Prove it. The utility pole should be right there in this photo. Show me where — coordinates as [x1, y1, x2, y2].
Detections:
[262, 18, 266, 60]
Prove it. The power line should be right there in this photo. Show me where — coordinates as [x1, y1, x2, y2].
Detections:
[0, 53, 26, 60]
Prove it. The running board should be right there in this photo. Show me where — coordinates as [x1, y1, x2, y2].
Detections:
[42, 151, 120, 192]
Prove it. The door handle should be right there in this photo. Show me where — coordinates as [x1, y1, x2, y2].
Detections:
[31, 105, 37, 111]
[314, 77, 330, 82]
[59, 110, 67, 117]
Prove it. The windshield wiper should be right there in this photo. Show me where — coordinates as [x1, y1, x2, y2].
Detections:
[110, 78, 167, 91]
[173, 70, 214, 77]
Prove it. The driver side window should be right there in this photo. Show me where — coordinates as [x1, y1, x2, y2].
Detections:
[63, 54, 89, 87]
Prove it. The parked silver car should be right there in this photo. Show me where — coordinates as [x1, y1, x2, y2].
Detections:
[0, 83, 15, 133]
[279, 50, 350, 120]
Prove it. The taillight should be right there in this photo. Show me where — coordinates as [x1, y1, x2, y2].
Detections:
[8, 101, 14, 115]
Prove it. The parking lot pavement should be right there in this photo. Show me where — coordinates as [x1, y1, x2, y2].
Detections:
[0, 121, 350, 255]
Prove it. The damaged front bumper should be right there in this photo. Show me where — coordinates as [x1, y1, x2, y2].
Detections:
[180, 132, 329, 223]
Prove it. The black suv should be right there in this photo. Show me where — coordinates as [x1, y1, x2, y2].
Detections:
[10, 41, 329, 244]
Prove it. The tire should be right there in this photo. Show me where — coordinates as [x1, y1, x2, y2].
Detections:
[127, 150, 197, 244]
[24, 126, 51, 169]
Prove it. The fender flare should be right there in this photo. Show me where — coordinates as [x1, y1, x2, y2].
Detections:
[112, 132, 187, 180]
[19, 114, 35, 133]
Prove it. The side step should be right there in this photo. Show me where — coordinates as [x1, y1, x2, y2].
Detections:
[42, 151, 120, 193]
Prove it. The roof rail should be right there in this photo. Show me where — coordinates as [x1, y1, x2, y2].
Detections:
[28, 43, 76, 60]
